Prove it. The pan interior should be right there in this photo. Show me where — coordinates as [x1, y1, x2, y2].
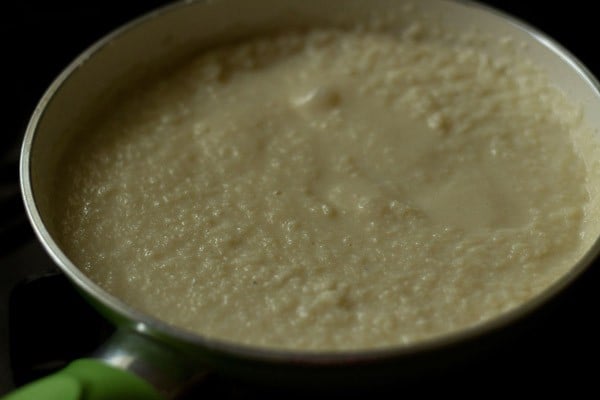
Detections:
[25, 0, 600, 353]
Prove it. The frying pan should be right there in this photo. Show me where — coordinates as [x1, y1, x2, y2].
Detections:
[8, 0, 600, 398]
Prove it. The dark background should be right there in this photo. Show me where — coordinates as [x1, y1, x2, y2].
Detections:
[1, 1, 599, 397]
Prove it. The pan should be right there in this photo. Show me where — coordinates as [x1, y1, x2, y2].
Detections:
[8, 0, 600, 398]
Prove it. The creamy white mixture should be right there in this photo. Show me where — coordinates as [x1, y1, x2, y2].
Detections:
[56, 25, 589, 350]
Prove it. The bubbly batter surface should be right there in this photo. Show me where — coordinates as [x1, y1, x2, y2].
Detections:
[56, 25, 589, 350]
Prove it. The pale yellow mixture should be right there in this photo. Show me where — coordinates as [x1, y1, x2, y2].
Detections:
[56, 24, 589, 350]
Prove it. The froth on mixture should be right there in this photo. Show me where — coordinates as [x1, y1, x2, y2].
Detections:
[55, 20, 590, 350]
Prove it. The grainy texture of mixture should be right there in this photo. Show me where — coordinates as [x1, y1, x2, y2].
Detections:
[56, 24, 588, 350]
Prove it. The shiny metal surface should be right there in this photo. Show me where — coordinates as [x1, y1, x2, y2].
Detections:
[94, 329, 202, 397]
[18, 0, 600, 389]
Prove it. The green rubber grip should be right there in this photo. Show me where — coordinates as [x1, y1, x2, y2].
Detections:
[2, 359, 164, 400]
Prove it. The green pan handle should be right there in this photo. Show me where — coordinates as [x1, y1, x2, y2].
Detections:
[2, 359, 164, 400]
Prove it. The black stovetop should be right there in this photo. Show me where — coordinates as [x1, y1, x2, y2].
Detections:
[1, 1, 600, 397]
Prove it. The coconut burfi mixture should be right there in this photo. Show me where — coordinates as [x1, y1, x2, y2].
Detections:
[56, 24, 589, 350]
